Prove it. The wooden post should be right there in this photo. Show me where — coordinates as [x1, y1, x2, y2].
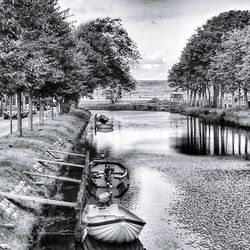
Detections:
[36, 159, 86, 169]
[25, 172, 81, 184]
[48, 150, 86, 158]
[75, 151, 89, 248]
[0, 192, 77, 208]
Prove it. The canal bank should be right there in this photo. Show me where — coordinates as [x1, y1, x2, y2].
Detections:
[0, 109, 90, 250]
[84, 101, 250, 128]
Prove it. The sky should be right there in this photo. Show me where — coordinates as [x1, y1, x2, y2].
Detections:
[58, 0, 250, 80]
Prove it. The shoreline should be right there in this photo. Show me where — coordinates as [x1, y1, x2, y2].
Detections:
[84, 101, 250, 129]
[0, 109, 90, 250]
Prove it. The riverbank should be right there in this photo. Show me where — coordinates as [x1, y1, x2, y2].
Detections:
[172, 104, 250, 128]
[83, 100, 250, 128]
[0, 109, 90, 250]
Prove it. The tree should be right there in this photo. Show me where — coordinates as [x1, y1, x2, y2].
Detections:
[168, 10, 250, 107]
[76, 17, 140, 103]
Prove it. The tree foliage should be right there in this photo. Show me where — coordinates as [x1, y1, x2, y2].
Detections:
[76, 17, 140, 102]
[168, 10, 250, 108]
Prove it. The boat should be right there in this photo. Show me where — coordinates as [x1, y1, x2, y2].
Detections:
[82, 235, 144, 250]
[95, 114, 110, 124]
[96, 123, 114, 132]
[83, 203, 146, 244]
[89, 182, 129, 198]
[89, 160, 129, 190]
[94, 114, 113, 132]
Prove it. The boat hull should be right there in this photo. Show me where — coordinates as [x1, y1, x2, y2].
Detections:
[96, 123, 114, 132]
[82, 235, 144, 250]
[87, 219, 145, 244]
[83, 204, 146, 244]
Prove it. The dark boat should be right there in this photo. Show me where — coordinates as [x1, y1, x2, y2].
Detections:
[94, 114, 113, 132]
[82, 235, 145, 250]
[89, 160, 129, 188]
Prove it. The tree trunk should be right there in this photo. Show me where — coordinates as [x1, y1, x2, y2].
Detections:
[220, 92, 224, 108]
[187, 89, 189, 103]
[56, 102, 60, 117]
[16, 91, 22, 137]
[208, 88, 211, 107]
[40, 101, 45, 125]
[192, 90, 197, 106]
[10, 95, 13, 134]
[28, 92, 33, 131]
[232, 92, 235, 108]
[189, 90, 193, 106]
[198, 92, 202, 106]
[244, 88, 249, 109]
[213, 84, 219, 108]
[59, 101, 63, 115]
[50, 104, 54, 120]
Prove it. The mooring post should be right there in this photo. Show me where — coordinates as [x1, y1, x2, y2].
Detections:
[75, 150, 89, 249]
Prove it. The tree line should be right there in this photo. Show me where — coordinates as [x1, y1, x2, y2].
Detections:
[0, 0, 140, 136]
[168, 10, 250, 109]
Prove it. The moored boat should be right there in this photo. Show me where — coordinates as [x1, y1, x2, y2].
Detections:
[96, 123, 114, 132]
[89, 160, 129, 189]
[83, 203, 146, 244]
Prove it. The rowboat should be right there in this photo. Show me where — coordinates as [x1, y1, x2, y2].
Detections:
[82, 235, 144, 250]
[96, 123, 114, 132]
[89, 160, 129, 189]
[83, 203, 146, 244]
[89, 182, 129, 198]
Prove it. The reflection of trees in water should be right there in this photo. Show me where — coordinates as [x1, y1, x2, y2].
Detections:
[177, 116, 250, 157]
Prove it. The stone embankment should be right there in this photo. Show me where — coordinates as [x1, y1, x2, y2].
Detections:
[0, 109, 90, 250]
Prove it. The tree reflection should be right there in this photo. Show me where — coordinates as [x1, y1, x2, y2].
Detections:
[176, 116, 250, 157]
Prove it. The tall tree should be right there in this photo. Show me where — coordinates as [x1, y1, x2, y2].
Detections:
[76, 17, 140, 102]
[168, 10, 250, 107]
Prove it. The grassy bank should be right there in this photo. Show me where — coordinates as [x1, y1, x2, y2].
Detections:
[83, 100, 250, 128]
[83, 99, 173, 111]
[0, 109, 90, 250]
[170, 103, 250, 128]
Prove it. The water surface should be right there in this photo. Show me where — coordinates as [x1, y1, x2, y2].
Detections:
[90, 111, 249, 250]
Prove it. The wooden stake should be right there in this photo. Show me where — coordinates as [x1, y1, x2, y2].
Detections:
[36, 159, 85, 169]
[25, 172, 81, 184]
[48, 150, 86, 158]
[0, 192, 77, 208]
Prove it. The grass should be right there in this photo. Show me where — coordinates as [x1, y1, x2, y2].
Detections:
[0, 109, 89, 249]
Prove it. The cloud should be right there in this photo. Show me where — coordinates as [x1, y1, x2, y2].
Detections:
[142, 64, 161, 70]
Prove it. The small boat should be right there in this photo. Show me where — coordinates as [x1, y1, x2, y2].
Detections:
[95, 114, 110, 124]
[82, 235, 145, 250]
[89, 160, 129, 189]
[83, 203, 146, 244]
[89, 182, 129, 198]
[96, 123, 114, 132]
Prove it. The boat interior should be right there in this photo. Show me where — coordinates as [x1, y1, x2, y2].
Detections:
[90, 162, 126, 176]
[86, 204, 138, 223]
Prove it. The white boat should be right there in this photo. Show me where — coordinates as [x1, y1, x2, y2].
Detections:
[83, 203, 146, 244]
[89, 160, 129, 190]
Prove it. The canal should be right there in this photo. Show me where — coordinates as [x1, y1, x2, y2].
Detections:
[91, 110, 249, 250]
[30, 110, 250, 249]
